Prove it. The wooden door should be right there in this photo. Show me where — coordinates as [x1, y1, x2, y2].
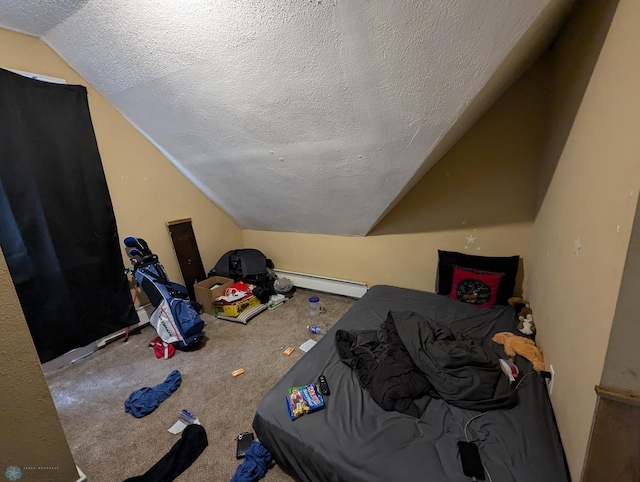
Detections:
[167, 218, 206, 301]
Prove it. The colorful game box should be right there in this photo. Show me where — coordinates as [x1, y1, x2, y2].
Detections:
[286, 383, 325, 420]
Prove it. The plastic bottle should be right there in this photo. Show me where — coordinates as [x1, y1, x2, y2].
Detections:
[307, 324, 323, 334]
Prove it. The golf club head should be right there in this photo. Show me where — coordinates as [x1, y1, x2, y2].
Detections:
[128, 248, 142, 258]
[123, 236, 151, 256]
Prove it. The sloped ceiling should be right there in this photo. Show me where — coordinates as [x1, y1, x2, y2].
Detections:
[0, 1, 572, 235]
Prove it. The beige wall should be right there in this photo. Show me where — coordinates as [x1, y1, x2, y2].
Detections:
[526, 0, 640, 479]
[244, 48, 552, 293]
[0, 247, 78, 481]
[245, 224, 532, 291]
[0, 29, 242, 476]
[372, 57, 548, 237]
[0, 28, 243, 284]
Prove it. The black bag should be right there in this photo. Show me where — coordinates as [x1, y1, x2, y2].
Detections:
[209, 249, 275, 302]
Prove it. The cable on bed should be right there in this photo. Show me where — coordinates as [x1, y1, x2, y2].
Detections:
[462, 412, 493, 482]
[462, 371, 539, 481]
[463, 412, 486, 443]
[463, 369, 539, 442]
[514, 371, 537, 391]
[482, 465, 494, 482]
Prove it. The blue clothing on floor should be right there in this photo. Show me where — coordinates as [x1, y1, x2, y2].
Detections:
[230, 440, 272, 482]
[125, 370, 182, 418]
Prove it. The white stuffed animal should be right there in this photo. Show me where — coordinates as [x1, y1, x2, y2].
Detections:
[518, 314, 536, 335]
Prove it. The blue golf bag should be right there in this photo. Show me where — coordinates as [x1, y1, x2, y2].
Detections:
[124, 236, 204, 350]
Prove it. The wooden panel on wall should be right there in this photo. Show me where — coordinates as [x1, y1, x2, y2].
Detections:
[167, 218, 206, 301]
[583, 386, 640, 482]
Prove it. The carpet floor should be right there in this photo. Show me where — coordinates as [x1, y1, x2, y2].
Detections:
[45, 288, 356, 482]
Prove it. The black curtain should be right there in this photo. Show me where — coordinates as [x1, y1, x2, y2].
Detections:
[0, 68, 138, 363]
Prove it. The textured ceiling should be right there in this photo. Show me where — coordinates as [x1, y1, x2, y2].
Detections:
[0, 0, 572, 235]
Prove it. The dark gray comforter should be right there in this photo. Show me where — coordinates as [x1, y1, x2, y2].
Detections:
[253, 285, 569, 482]
[336, 310, 517, 417]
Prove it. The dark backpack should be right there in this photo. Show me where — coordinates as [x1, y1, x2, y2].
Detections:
[209, 249, 275, 302]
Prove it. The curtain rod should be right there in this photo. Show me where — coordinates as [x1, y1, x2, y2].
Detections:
[4, 68, 66, 84]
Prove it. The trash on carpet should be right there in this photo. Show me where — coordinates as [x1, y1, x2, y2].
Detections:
[232, 368, 246, 377]
[282, 346, 294, 356]
[267, 294, 287, 310]
[168, 409, 201, 435]
[299, 339, 317, 353]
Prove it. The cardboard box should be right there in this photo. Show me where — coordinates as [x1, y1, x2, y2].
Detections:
[194, 276, 234, 315]
[213, 294, 260, 317]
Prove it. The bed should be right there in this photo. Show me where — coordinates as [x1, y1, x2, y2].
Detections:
[253, 285, 569, 482]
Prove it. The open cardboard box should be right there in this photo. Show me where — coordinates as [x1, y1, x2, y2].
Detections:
[194, 276, 234, 315]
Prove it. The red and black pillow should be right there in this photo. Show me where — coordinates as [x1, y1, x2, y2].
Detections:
[448, 266, 503, 308]
[437, 250, 520, 306]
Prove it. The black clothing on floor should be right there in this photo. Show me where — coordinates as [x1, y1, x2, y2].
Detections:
[123, 424, 208, 482]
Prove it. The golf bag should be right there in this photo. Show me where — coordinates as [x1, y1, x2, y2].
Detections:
[124, 236, 204, 350]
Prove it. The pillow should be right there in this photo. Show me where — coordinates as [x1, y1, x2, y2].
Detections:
[449, 266, 503, 308]
[436, 250, 520, 305]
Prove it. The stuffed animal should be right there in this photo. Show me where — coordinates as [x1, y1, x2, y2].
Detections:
[518, 306, 533, 317]
[507, 296, 527, 308]
[492, 332, 545, 372]
[508, 297, 537, 335]
[518, 314, 536, 335]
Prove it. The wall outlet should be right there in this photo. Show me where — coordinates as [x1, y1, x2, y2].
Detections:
[547, 364, 555, 395]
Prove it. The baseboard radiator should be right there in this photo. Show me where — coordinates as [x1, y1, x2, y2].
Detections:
[273, 269, 368, 299]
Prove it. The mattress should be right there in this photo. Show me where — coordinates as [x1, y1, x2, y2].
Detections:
[253, 285, 569, 482]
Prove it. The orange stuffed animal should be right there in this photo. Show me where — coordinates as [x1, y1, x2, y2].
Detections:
[492, 332, 545, 372]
